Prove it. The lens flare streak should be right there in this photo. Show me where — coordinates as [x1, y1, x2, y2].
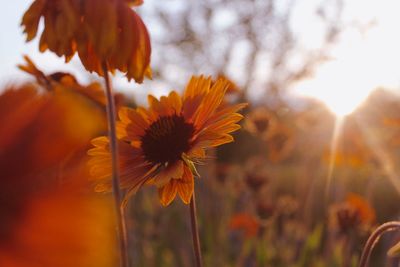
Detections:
[325, 117, 345, 201]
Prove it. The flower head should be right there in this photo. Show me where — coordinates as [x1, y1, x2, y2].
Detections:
[266, 125, 294, 162]
[18, 55, 129, 109]
[88, 76, 246, 206]
[21, 0, 151, 83]
[0, 77, 117, 266]
[329, 193, 375, 234]
[229, 213, 259, 238]
[245, 107, 277, 139]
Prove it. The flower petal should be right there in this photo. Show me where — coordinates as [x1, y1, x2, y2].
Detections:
[182, 76, 211, 120]
[177, 166, 194, 204]
[117, 107, 148, 140]
[158, 180, 178, 206]
[168, 91, 182, 114]
[204, 103, 248, 127]
[193, 79, 228, 129]
[194, 132, 234, 148]
[153, 161, 184, 187]
[88, 136, 154, 191]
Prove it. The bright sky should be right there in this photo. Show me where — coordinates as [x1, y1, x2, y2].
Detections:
[1, 0, 400, 111]
[291, 0, 400, 116]
[0, 1, 85, 82]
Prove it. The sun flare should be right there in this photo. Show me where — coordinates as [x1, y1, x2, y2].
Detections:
[293, 22, 400, 117]
[293, 53, 377, 117]
[294, 61, 377, 117]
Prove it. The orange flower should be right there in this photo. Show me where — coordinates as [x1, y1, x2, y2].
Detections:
[323, 118, 372, 168]
[0, 80, 117, 266]
[266, 125, 295, 162]
[18, 55, 129, 109]
[88, 76, 247, 206]
[329, 193, 375, 234]
[229, 213, 259, 238]
[245, 107, 277, 140]
[21, 0, 151, 83]
[346, 193, 376, 225]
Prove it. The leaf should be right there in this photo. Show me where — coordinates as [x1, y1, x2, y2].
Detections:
[388, 240, 400, 257]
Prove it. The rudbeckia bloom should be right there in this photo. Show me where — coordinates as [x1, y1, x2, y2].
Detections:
[244, 107, 277, 140]
[329, 193, 375, 234]
[88, 76, 246, 206]
[21, 0, 151, 83]
[229, 213, 259, 238]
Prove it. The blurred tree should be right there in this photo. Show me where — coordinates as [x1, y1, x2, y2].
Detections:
[140, 0, 343, 103]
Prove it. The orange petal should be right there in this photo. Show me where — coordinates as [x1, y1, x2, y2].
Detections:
[203, 113, 243, 133]
[205, 103, 248, 127]
[187, 147, 206, 159]
[193, 79, 228, 128]
[177, 166, 194, 204]
[88, 137, 153, 191]
[148, 95, 167, 115]
[153, 161, 184, 187]
[158, 180, 178, 206]
[135, 106, 156, 122]
[159, 95, 175, 116]
[183, 76, 210, 101]
[117, 107, 148, 140]
[182, 94, 203, 121]
[168, 91, 182, 114]
[125, 11, 151, 83]
[89, 136, 109, 149]
[182, 76, 211, 120]
[194, 131, 234, 148]
[126, 0, 144, 6]
[21, 0, 46, 41]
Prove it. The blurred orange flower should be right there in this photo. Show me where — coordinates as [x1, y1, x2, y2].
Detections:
[0, 78, 117, 266]
[125, 0, 143, 6]
[266, 125, 295, 162]
[229, 213, 259, 238]
[346, 193, 376, 225]
[323, 119, 372, 168]
[18, 55, 128, 108]
[329, 193, 375, 234]
[0, 192, 117, 267]
[88, 76, 247, 206]
[21, 0, 151, 83]
[245, 107, 277, 140]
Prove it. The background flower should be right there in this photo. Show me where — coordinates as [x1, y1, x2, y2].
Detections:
[21, 0, 151, 83]
[0, 68, 119, 267]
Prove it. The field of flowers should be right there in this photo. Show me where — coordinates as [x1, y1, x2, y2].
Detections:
[2, 1, 400, 267]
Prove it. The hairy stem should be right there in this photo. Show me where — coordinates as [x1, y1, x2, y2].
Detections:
[358, 221, 400, 267]
[189, 192, 203, 267]
[102, 62, 130, 267]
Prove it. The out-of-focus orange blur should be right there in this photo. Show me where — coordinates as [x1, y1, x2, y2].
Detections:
[0, 77, 118, 266]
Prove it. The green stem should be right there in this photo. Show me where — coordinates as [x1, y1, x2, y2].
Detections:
[102, 62, 129, 267]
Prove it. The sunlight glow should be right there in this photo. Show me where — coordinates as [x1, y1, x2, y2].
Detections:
[325, 118, 344, 200]
[293, 7, 400, 117]
[357, 118, 400, 195]
[293, 36, 378, 116]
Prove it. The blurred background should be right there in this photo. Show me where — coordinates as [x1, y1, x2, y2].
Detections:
[2, 0, 400, 266]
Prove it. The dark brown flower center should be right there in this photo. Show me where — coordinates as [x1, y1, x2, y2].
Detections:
[254, 118, 269, 133]
[141, 115, 195, 164]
